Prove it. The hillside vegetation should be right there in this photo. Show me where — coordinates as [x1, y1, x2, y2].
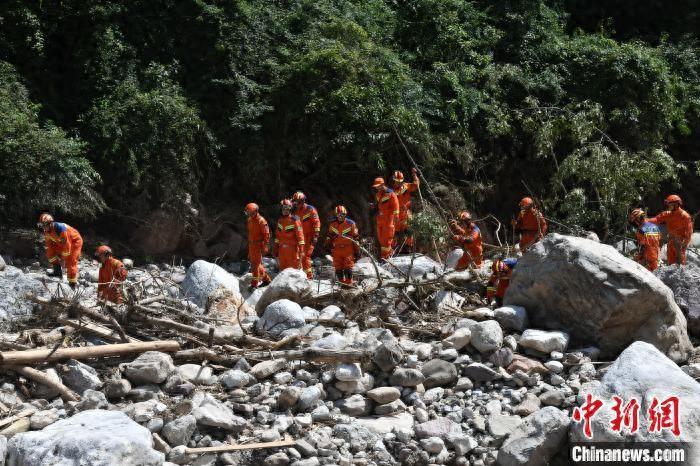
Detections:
[1, 0, 698, 240]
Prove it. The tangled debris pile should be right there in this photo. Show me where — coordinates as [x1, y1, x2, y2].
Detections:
[0, 235, 699, 466]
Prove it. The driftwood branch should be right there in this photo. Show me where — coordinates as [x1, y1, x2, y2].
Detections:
[174, 347, 370, 365]
[0, 340, 180, 365]
[184, 435, 294, 454]
[10, 365, 79, 401]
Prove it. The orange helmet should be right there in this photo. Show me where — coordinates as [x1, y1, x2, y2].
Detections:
[372, 177, 385, 188]
[519, 197, 534, 208]
[664, 194, 682, 206]
[244, 203, 259, 215]
[94, 245, 113, 258]
[335, 205, 348, 217]
[492, 259, 507, 274]
[629, 208, 645, 223]
[392, 171, 404, 183]
[458, 210, 472, 222]
[280, 199, 293, 211]
[292, 191, 306, 203]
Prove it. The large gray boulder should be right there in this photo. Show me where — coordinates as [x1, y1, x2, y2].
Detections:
[255, 268, 311, 315]
[383, 254, 443, 279]
[122, 351, 175, 385]
[570, 341, 700, 454]
[7, 410, 163, 466]
[0, 266, 45, 320]
[505, 234, 692, 362]
[255, 299, 306, 337]
[655, 264, 700, 338]
[181, 260, 240, 308]
[497, 407, 569, 466]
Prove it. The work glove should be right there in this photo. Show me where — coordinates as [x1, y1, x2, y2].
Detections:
[311, 237, 318, 246]
[69, 282, 77, 290]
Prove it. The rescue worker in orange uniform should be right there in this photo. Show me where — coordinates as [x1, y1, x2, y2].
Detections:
[245, 203, 272, 289]
[325, 205, 361, 286]
[629, 208, 661, 272]
[513, 197, 547, 252]
[292, 191, 321, 279]
[274, 199, 305, 271]
[486, 258, 517, 307]
[649, 195, 694, 265]
[391, 168, 420, 252]
[371, 177, 400, 260]
[450, 210, 483, 269]
[95, 245, 128, 303]
[38, 213, 83, 288]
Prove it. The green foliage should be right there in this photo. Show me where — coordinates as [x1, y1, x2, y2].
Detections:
[0, 61, 103, 220]
[0, 0, 697, 231]
[83, 64, 217, 211]
[409, 206, 448, 246]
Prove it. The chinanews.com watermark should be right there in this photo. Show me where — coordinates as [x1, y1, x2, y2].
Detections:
[570, 443, 692, 465]
[569, 394, 697, 465]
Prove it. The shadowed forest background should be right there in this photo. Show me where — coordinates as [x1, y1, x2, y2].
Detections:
[1, 0, 698, 258]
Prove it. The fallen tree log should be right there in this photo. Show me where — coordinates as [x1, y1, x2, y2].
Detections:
[173, 347, 370, 365]
[0, 340, 180, 365]
[10, 365, 79, 401]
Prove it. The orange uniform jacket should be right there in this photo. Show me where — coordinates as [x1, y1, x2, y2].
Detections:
[44, 222, 83, 284]
[649, 208, 694, 265]
[451, 223, 483, 269]
[98, 257, 128, 303]
[515, 209, 547, 251]
[247, 214, 271, 285]
[326, 218, 360, 272]
[394, 178, 419, 228]
[295, 204, 321, 278]
[375, 188, 399, 259]
[487, 258, 517, 300]
[634, 221, 661, 271]
[275, 215, 305, 271]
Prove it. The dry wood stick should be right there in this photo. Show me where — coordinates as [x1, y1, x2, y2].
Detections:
[0, 340, 180, 365]
[10, 365, 79, 401]
[57, 316, 141, 344]
[0, 408, 36, 429]
[184, 435, 294, 454]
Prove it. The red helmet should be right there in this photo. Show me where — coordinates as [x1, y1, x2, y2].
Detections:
[280, 199, 293, 211]
[372, 177, 385, 188]
[37, 213, 54, 229]
[38, 213, 53, 224]
[244, 203, 259, 215]
[94, 245, 113, 258]
[519, 197, 534, 208]
[392, 171, 404, 183]
[664, 194, 682, 206]
[458, 210, 472, 222]
[335, 205, 348, 217]
[292, 191, 306, 203]
[629, 208, 645, 223]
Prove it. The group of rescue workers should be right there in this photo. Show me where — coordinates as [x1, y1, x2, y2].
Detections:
[35, 170, 694, 308]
